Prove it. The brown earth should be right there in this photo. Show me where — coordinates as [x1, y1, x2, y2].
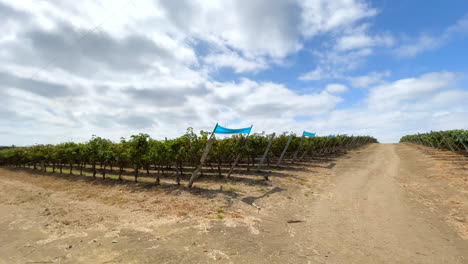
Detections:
[0, 143, 467, 263]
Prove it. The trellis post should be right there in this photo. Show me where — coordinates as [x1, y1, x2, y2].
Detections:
[331, 136, 342, 153]
[257, 133, 275, 171]
[429, 132, 443, 149]
[438, 131, 456, 152]
[188, 123, 218, 188]
[416, 133, 425, 147]
[318, 138, 329, 155]
[414, 134, 423, 146]
[345, 136, 357, 149]
[226, 125, 253, 178]
[323, 138, 334, 154]
[454, 133, 468, 153]
[358, 137, 366, 147]
[276, 134, 293, 167]
[291, 132, 305, 164]
[299, 149, 308, 161]
[351, 137, 362, 149]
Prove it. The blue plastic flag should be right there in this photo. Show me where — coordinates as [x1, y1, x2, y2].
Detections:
[303, 131, 316, 137]
[213, 125, 252, 134]
[342, 134, 348, 137]
[328, 135, 335, 138]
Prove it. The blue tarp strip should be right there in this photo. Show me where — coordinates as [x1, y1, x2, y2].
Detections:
[213, 125, 252, 134]
[303, 131, 316, 137]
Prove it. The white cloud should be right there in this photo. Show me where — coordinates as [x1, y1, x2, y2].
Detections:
[209, 79, 343, 118]
[314, 48, 374, 80]
[299, 0, 378, 36]
[429, 89, 468, 106]
[299, 67, 326, 81]
[394, 34, 441, 57]
[348, 71, 391, 88]
[446, 14, 468, 34]
[408, 89, 468, 112]
[157, 0, 303, 58]
[300, 18, 393, 82]
[312, 108, 468, 143]
[395, 14, 468, 57]
[203, 51, 267, 73]
[152, 0, 379, 61]
[300, 48, 374, 81]
[303, 71, 466, 143]
[367, 72, 458, 110]
[336, 33, 394, 51]
[0, 1, 467, 146]
[335, 24, 394, 51]
[326, 84, 348, 94]
[299, 47, 379, 81]
[3, 0, 378, 145]
[2, 0, 381, 76]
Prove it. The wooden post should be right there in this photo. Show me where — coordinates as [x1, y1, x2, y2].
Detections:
[321, 138, 331, 154]
[188, 123, 218, 188]
[330, 137, 338, 153]
[336, 136, 347, 152]
[276, 134, 293, 167]
[226, 125, 253, 178]
[345, 136, 356, 149]
[354, 137, 364, 148]
[329, 137, 339, 153]
[413, 135, 423, 146]
[226, 155, 240, 178]
[257, 133, 275, 171]
[426, 138, 435, 148]
[291, 133, 305, 164]
[332, 136, 345, 152]
[438, 131, 456, 152]
[417, 136, 425, 146]
[430, 132, 443, 149]
[454, 133, 468, 152]
[299, 148, 308, 161]
[317, 139, 327, 155]
[416, 133, 427, 147]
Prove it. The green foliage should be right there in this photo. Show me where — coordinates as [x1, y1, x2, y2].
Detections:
[400, 130, 468, 152]
[0, 128, 377, 184]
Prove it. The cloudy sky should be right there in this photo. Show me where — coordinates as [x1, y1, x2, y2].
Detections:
[1, 0, 467, 145]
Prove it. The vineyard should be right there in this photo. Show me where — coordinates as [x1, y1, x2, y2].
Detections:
[0, 128, 377, 187]
[400, 130, 468, 155]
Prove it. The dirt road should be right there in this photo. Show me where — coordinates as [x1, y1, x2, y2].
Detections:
[273, 143, 468, 263]
[1, 144, 467, 263]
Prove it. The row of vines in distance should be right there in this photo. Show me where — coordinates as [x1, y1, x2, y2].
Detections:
[400, 130, 468, 154]
[0, 128, 377, 187]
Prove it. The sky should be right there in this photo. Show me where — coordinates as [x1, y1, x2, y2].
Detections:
[0, 0, 467, 145]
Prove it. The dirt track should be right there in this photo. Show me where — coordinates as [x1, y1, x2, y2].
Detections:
[0, 144, 467, 263]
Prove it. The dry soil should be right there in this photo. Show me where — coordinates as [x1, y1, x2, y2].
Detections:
[0, 143, 467, 263]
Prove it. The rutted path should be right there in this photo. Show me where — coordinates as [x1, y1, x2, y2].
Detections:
[256, 143, 468, 263]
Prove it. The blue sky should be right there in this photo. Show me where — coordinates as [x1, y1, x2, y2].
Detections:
[216, 0, 468, 85]
[0, 0, 467, 144]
